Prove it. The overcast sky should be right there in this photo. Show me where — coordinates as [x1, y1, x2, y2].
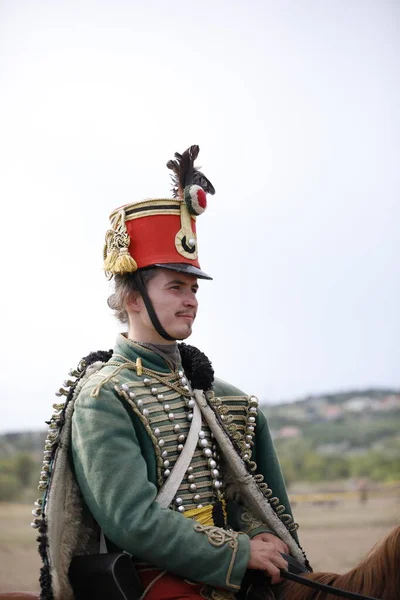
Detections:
[0, 0, 399, 433]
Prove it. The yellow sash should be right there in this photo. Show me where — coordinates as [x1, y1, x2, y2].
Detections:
[184, 500, 227, 526]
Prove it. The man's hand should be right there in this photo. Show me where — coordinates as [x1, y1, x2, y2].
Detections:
[252, 532, 289, 555]
[248, 535, 289, 584]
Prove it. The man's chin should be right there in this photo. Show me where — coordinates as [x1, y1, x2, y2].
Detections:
[174, 325, 193, 340]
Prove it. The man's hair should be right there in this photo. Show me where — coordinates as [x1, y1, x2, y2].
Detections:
[107, 268, 158, 323]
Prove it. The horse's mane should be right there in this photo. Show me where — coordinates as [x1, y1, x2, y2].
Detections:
[280, 526, 400, 600]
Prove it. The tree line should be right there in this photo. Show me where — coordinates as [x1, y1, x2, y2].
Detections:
[0, 453, 40, 501]
[276, 437, 400, 486]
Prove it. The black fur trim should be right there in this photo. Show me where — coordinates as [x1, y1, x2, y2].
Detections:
[178, 343, 214, 391]
[81, 349, 113, 367]
[37, 520, 53, 600]
[39, 564, 53, 600]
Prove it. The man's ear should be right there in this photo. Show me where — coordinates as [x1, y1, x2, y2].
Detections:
[126, 292, 142, 314]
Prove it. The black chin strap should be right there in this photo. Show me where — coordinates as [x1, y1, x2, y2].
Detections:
[134, 271, 178, 342]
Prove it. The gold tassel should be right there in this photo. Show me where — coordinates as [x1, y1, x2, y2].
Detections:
[103, 230, 119, 272]
[113, 248, 138, 274]
[103, 248, 118, 272]
[103, 210, 137, 276]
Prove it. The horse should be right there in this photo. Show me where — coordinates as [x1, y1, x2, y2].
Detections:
[1, 526, 399, 600]
[279, 525, 400, 600]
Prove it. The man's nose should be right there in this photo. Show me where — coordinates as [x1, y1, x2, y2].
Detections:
[183, 292, 198, 307]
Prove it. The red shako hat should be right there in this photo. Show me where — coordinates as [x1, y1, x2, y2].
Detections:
[103, 145, 215, 280]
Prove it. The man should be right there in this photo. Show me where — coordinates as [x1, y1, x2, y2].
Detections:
[33, 146, 309, 600]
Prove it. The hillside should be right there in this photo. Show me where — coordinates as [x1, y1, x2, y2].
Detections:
[263, 388, 400, 449]
[261, 388, 400, 484]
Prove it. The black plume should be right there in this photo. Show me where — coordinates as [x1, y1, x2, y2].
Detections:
[167, 145, 215, 198]
[192, 169, 215, 195]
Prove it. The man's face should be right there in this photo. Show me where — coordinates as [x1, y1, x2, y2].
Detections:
[134, 269, 199, 342]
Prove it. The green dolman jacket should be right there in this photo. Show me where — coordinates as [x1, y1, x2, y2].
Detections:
[71, 334, 298, 594]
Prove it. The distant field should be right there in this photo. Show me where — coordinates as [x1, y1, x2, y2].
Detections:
[0, 503, 41, 592]
[292, 492, 399, 573]
[0, 493, 399, 592]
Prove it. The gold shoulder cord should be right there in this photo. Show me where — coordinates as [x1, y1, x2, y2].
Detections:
[90, 355, 192, 399]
